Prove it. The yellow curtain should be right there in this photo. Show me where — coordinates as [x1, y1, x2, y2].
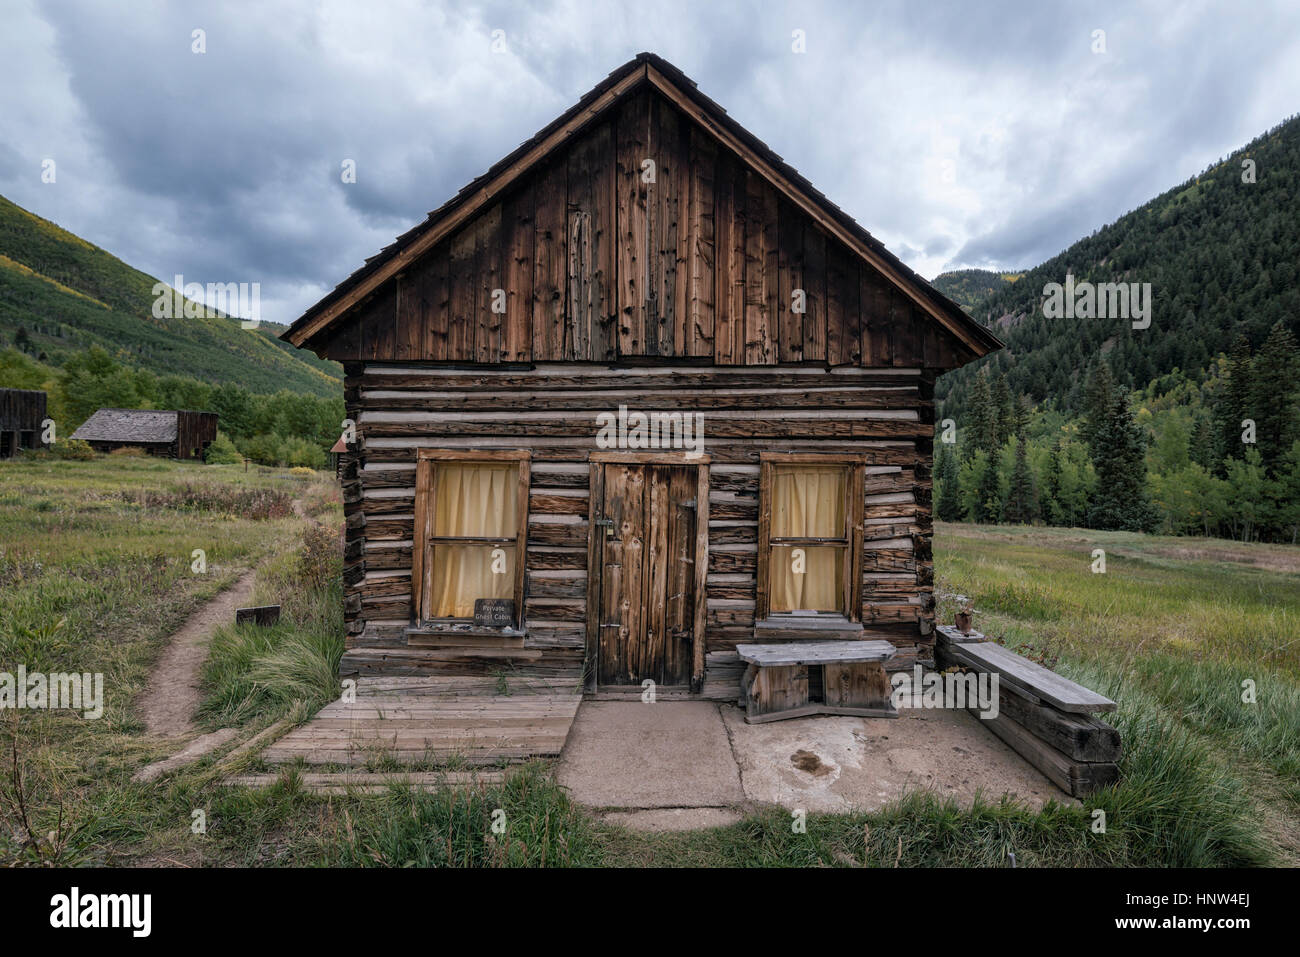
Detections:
[769, 466, 845, 612]
[428, 463, 518, 618]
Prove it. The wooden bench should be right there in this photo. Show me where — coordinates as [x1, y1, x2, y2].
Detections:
[735, 640, 898, 723]
[936, 630, 1116, 714]
[934, 628, 1120, 796]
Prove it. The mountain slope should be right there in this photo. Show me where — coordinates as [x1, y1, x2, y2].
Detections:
[936, 113, 1300, 416]
[0, 194, 341, 398]
[930, 268, 1022, 314]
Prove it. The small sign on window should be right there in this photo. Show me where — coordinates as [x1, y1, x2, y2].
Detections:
[474, 598, 516, 628]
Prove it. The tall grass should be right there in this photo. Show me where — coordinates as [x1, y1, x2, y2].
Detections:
[936, 521, 1299, 861]
[118, 483, 293, 520]
[304, 763, 599, 867]
[199, 525, 345, 727]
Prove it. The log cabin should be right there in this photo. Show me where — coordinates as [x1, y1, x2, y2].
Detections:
[282, 53, 1001, 695]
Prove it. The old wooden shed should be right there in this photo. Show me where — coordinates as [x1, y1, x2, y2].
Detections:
[282, 53, 1000, 693]
[0, 388, 48, 458]
[70, 408, 219, 459]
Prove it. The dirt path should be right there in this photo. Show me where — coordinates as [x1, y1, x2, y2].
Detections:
[138, 570, 256, 737]
[292, 497, 320, 526]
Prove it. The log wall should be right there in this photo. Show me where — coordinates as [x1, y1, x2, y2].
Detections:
[340, 362, 938, 688]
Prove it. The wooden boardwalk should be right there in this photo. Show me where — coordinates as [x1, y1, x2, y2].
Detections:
[261, 676, 583, 767]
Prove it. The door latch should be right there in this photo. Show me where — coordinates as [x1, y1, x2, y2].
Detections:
[595, 517, 615, 537]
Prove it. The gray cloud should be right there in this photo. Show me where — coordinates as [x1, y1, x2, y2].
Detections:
[1, 0, 1298, 327]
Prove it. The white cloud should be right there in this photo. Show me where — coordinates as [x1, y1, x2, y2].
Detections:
[1, 0, 1297, 327]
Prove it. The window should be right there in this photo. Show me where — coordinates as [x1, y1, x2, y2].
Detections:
[412, 450, 530, 626]
[757, 453, 865, 621]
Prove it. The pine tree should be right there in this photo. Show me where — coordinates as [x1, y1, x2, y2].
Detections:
[967, 368, 998, 457]
[1013, 393, 1031, 437]
[935, 446, 962, 522]
[1217, 335, 1254, 468]
[1003, 436, 1038, 524]
[1247, 320, 1300, 475]
[992, 374, 1015, 447]
[976, 447, 1002, 523]
[1041, 440, 1063, 524]
[1081, 363, 1115, 454]
[1190, 416, 1219, 471]
[1087, 387, 1158, 531]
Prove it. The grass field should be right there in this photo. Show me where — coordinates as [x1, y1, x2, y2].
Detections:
[934, 522, 1300, 861]
[1, 457, 1295, 867]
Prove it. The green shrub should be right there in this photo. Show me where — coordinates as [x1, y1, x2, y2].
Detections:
[205, 431, 243, 465]
[50, 438, 96, 460]
[282, 436, 326, 469]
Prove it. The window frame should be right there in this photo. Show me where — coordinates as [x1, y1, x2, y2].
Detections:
[411, 448, 531, 628]
[756, 452, 866, 622]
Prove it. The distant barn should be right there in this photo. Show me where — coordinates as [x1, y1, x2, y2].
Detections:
[0, 388, 48, 458]
[71, 409, 218, 459]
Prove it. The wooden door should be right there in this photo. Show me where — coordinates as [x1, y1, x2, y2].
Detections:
[595, 463, 697, 685]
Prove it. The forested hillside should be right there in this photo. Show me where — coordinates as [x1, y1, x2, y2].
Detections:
[0, 194, 340, 398]
[930, 268, 1021, 313]
[931, 113, 1300, 544]
[937, 112, 1300, 416]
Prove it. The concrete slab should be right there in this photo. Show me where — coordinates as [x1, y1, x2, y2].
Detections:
[600, 808, 745, 832]
[722, 704, 1072, 813]
[557, 701, 745, 809]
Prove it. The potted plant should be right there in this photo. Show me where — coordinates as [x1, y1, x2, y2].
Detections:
[955, 600, 974, 635]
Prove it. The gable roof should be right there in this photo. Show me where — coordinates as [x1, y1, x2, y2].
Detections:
[71, 409, 179, 444]
[282, 52, 1002, 358]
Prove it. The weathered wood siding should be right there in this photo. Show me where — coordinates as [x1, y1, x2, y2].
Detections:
[0, 388, 48, 459]
[174, 411, 219, 460]
[340, 363, 937, 684]
[315, 88, 975, 371]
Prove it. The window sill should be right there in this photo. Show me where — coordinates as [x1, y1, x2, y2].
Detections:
[754, 616, 864, 641]
[405, 621, 527, 643]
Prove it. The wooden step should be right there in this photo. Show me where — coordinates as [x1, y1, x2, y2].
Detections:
[223, 770, 510, 794]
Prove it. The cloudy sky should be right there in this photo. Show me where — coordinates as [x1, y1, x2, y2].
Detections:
[2, 0, 1298, 326]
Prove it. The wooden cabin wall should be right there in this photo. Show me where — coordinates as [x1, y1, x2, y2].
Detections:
[314, 87, 975, 371]
[0, 389, 47, 458]
[175, 411, 219, 459]
[339, 362, 937, 684]
[0, 389, 46, 432]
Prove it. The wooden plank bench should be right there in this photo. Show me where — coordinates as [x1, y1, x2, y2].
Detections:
[735, 640, 898, 723]
[939, 638, 1116, 713]
[934, 629, 1120, 796]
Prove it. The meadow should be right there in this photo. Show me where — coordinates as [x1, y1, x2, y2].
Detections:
[0, 457, 1295, 866]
